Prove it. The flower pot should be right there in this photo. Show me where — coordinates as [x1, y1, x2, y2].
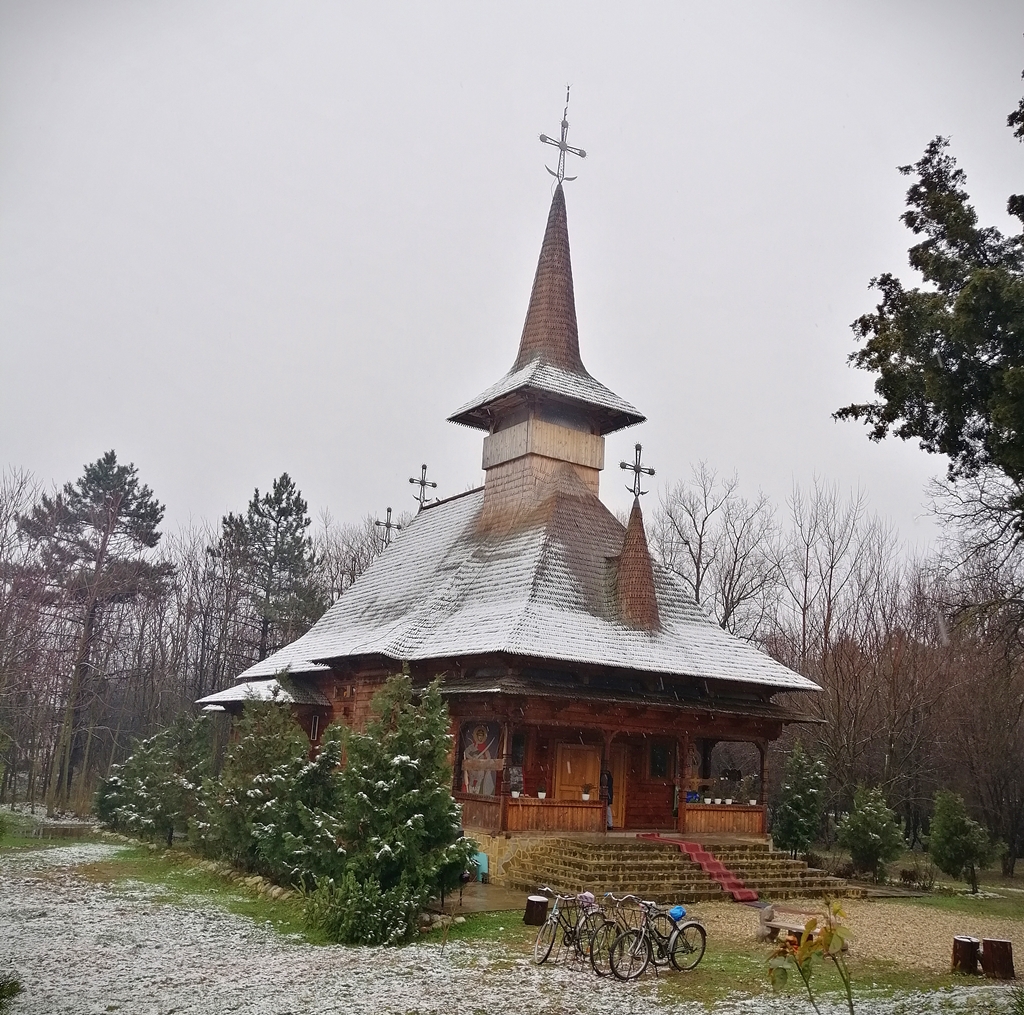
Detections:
[703, 797, 712, 804]
[713, 798, 722, 805]
[511, 791, 520, 798]
[725, 798, 733, 805]
[537, 791, 547, 800]
[749, 799, 758, 806]
[581, 793, 590, 801]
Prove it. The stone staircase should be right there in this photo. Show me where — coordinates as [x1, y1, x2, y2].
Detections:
[500, 837, 859, 904]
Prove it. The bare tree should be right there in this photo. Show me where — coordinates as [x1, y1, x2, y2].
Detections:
[652, 463, 781, 641]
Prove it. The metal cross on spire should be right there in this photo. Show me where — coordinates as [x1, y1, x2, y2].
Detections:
[620, 443, 655, 497]
[539, 85, 587, 184]
[409, 463, 438, 511]
[374, 506, 403, 550]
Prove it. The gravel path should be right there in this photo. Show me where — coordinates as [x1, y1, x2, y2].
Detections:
[0, 843, 1012, 1015]
[689, 896, 1024, 973]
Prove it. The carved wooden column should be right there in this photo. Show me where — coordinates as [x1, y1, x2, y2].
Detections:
[600, 729, 615, 833]
[676, 731, 690, 834]
[757, 741, 768, 836]
[498, 720, 511, 833]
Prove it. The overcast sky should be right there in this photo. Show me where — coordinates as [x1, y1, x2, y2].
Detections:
[2, 1, 1022, 548]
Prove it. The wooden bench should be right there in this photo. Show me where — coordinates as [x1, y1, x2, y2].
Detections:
[756, 905, 849, 951]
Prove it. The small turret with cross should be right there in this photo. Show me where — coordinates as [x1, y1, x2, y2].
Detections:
[620, 443, 655, 497]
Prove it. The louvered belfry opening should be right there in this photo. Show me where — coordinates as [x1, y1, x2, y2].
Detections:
[617, 496, 661, 631]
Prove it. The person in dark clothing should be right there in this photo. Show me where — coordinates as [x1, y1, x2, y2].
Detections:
[605, 770, 614, 830]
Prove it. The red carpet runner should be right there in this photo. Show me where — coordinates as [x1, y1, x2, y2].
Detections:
[636, 833, 759, 903]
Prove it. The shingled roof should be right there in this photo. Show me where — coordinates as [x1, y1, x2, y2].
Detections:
[232, 469, 819, 694]
[448, 185, 645, 435]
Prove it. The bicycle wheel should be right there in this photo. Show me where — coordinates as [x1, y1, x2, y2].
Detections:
[534, 918, 558, 965]
[649, 912, 677, 966]
[575, 911, 606, 960]
[670, 921, 707, 971]
[590, 920, 617, 977]
[610, 928, 651, 981]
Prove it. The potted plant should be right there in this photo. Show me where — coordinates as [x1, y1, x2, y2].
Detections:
[537, 780, 547, 800]
[581, 782, 592, 802]
[724, 797, 733, 805]
[713, 797, 722, 805]
[703, 796, 712, 804]
[739, 774, 759, 806]
[511, 789, 520, 798]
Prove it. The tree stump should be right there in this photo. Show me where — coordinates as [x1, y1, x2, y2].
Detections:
[981, 938, 1015, 979]
[524, 895, 549, 926]
[952, 936, 980, 975]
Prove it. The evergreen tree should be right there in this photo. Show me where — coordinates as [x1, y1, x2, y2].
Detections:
[929, 789, 993, 893]
[306, 675, 476, 945]
[249, 723, 348, 886]
[836, 77, 1024, 516]
[772, 742, 827, 858]
[191, 698, 308, 868]
[17, 451, 172, 811]
[95, 714, 212, 846]
[838, 785, 904, 879]
[216, 473, 322, 660]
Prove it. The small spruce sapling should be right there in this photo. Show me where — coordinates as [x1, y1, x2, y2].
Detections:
[772, 743, 827, 858]
[95, 714, 212, 846]
[928, 789, 993, 893]
[837, 786, 903, 880]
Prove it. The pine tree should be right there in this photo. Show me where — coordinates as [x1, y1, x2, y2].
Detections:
[929, 789, 993, 893]
[216, 473, 322, 661]
[18, 451, 172, 811]
[772, 742, 827, 858]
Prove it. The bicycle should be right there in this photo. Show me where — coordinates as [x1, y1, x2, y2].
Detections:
[533, 889, 604, 965]
[590, 893, 643, 977]
[609, 900, 707, 980]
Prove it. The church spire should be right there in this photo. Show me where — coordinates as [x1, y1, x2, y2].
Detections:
[511, 184, 584, 375]
[448, 183, 644, 436]
[617, 497, 661, 631]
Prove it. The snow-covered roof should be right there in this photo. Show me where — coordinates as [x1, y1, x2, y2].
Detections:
[230, 469, 819, 695]
[196, 677, 331, 707]
[448, 359, 644, 434]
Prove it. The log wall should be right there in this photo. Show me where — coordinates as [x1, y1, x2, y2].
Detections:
[685, 804, 765, 835]
[504, 798, 605, 833]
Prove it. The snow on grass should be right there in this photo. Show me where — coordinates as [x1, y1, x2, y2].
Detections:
[0, 842, 1014, 1015]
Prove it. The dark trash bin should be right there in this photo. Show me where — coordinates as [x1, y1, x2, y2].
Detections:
[524, 895, 549, 925]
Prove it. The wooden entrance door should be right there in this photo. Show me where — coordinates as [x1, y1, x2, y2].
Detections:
[610, 745, 628, 829]
[554, 744, 601, 801]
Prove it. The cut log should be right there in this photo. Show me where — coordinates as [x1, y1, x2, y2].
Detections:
[981, 938, 1015, 979]
[524, 895, 549, 926]
[952, 936, 980, 975]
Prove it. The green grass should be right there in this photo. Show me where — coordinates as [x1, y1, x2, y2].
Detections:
[0, 810, 85, 852]
[72, 846, 323, 942]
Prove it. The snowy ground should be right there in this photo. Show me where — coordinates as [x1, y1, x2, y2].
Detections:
[0, 842, 1013, 1015]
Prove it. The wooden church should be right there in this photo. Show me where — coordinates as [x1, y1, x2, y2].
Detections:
[199, 174, 818, 845]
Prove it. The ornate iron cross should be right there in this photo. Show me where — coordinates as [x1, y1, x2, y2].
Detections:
[620, 443, 655, 497]
[374, 506, 403, 549]
[408, 463, 438, 511]
[539, 86, 587, 184]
